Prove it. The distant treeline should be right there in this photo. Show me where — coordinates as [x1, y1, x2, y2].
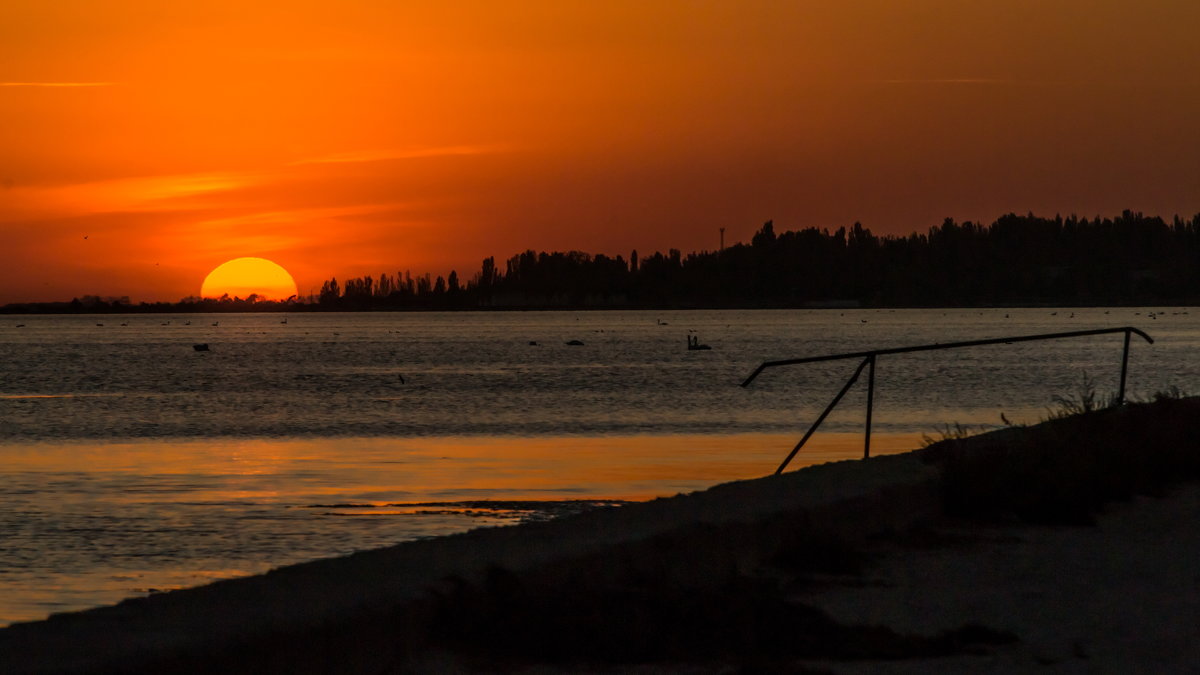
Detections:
[5, 211, 1200, 314]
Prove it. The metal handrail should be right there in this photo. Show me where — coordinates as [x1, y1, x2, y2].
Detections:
[741, 326, 1154, 474]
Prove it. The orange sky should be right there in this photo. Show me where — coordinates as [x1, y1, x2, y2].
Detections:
[2, 1, 1198, 303]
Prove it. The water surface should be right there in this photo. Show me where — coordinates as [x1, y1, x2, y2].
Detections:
[1, 308, 1193, 624]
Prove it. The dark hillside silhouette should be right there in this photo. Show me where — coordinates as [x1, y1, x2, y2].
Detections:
[4, 211, 1198, 313]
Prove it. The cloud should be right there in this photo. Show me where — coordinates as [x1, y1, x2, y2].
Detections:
[0, 171, 258, 223]
[0, 82, 116, 87]
[168, 203, 415, 265]
[292, 144, 510, 165]
[868, 78, 1089, 88]
[191, 203, 407, 229]
[872, 78, 1011, 85]
[128, 173, 254, 204]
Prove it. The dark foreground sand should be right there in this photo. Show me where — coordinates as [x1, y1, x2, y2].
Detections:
[2, 398, 1197, 674]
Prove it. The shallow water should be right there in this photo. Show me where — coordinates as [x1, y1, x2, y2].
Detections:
[0, 308, 1194, 624]
[3, 308, 1192, 439]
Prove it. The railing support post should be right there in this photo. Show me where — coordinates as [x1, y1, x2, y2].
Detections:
[775, 357, 870, 475]
[864, 354, 876, 459]
[1118, 329, 1132, 405]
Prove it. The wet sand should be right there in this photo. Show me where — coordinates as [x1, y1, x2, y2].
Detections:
[1, 399, 1196, 673]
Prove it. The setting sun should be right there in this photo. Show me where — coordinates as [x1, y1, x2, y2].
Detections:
[200, 257, 298, 301]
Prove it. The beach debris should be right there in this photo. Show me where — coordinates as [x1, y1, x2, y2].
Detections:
[565, 339, 585, 346]
[193, 343, 210, 352]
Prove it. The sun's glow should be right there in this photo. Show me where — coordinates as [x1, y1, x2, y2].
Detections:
[200, 257, 298, 301]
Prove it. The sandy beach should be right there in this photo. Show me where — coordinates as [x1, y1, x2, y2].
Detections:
[1, 397, 1196, 673]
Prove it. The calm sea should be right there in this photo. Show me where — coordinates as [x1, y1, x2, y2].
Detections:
[1, 308, 1194, 624]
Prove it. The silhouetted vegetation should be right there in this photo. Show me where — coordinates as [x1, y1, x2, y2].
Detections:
[4, 210, 1199, 313]
[0, 293, 307, 315]
[922, 395, 1200, 525]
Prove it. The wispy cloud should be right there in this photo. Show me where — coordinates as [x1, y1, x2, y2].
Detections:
[174, 204, 412, 260]
[867, 78, 1086, 88]
[192, 204, 407, 229]
[0, 82, 116, 88]
[129, 174, 252, 204]
[872, 78, 1010, 85]
[292, 144, 510, 165]
[0, 171, 257, 223]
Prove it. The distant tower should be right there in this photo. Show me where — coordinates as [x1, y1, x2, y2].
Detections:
[719, 227, 726, 253]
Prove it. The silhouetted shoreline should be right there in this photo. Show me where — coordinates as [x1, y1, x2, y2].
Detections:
[3, 300, 1198, 315]
[1, 397, 1196, 673]
[6, 211, 1200, 312]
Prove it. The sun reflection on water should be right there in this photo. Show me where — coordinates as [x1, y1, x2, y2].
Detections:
[0, 431, 921, 625]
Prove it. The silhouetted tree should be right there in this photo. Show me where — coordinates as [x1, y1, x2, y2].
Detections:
[318, 278, 340, 306]
[14, 211, 1200, 316]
